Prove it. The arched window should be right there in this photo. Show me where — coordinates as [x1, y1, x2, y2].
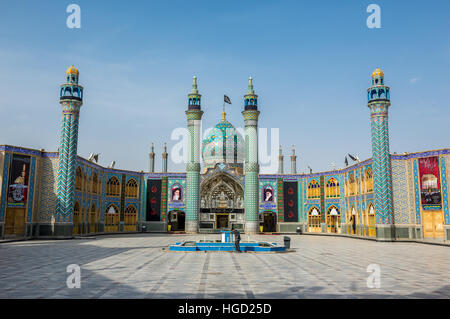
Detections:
[106, 176, 121, 196]
[368, 204, 376, 237]
[365, 168, 374, 193]
[90, 172, 99, 194]
[75, 167, 82, 191]
[326, 206, 340, 233]
[325, 178, 340, 198]
[125, 178, 138, 198]
[348, 174, 356, 196]
[124, 205, 137, 231]
[307, 180, 320, 199]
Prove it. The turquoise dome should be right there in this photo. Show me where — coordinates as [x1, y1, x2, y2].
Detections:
[202, 118, 244, 168]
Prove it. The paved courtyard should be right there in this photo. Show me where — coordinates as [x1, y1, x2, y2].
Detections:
[0, 234, 449, 298]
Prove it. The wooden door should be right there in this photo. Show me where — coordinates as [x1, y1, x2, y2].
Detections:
[4, 208, 25, 236]
[423, 211, 444, 239]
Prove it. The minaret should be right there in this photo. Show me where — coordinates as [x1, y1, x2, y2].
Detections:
[57, 66, 84, 231]
[149, 143, 155, 172]
[367, 67, 394, 240]
[185, 76, 203, 233]
[278, 145, 284, 174]
[242, 77, 260, 234]
[290, 145, 297, 174]
[162, 143, 168, 173]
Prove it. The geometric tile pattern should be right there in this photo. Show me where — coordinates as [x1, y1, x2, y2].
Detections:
[0, 153, 10, 221]
[391, 159, 409, 224]
[243, 110, 260, 225]
[185, 110, 203, 224]
[38, 157, 59, 222]
[413, 159, 421, 224]
[56, 101, 81, 222]
[439, 156, 449, 224]
[369, 102, 393, 224]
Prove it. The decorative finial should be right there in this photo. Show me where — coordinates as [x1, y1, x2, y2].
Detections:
[279, 145, 282, 155]
[248, 76, 254, 94]
[164, 143, 167, 152]
[151, 143, 154, 152]
[292, 145, 295, 155]
[222, 110, 226, 121]
[191, 76, 198, 94]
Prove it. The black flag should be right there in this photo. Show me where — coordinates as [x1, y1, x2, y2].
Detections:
[224, 95, 232, 104]
[345, 156, 348, 167]
[348, 154, 357, 162]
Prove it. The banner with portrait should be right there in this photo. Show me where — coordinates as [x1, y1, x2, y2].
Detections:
[418, 156, 442, 209]
[7, 154, 31, 207]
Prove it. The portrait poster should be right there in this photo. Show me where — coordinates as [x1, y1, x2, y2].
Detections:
[418, 156, 442, 209]
[171, 184, 182, 202]
[262, 185, 274, 202]
[7, 154, 31, 207]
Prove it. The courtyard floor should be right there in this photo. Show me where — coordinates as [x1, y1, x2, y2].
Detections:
[0, 233, 449, 298]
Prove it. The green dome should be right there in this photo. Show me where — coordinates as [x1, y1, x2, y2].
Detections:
[202, 119, 244, 168]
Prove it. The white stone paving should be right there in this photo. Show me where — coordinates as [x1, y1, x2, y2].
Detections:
[0, 234, 449, 298]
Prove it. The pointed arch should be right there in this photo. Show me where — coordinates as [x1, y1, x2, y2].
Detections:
[307, 180, 320, 199]
[124, 204, 137, 231]
[125, 178, 139, 198]
[105, 203, 120, 232]
[106, 176, 121, 196]
[365, 168, 374, 193]
[325, 178, 340, 198]
[368, 203, 376, 237]
[75, 166, 83, 191]
[73, 201, 81, 235]
[326, 205, 340, 233]
[307, 206, 321, 233]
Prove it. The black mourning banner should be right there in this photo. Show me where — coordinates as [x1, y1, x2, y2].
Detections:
[283, 181, 298, 222]
[224, 95, 232, 104]
[7, 154, 31, 207]
[146, 179, 162, 221]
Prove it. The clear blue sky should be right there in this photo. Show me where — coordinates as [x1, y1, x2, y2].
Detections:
[0, 0, 449, 173]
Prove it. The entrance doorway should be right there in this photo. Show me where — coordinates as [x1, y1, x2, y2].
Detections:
[168, 211, 186, 231]
[216, 213, 229, 229]
[261, 212, 277, 232]
[326, 206, 340, 233]
[4, 208, 25, 236]
[308, 207, 321, 233]
[423, 210, 444, 239]
[368, 205, 376, 237]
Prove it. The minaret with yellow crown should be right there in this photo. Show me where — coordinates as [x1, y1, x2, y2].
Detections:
[367, 67, 394, 240]
[185, 76, 203, 233]
[56, 66, 84, 235]
[242, 77, 260, 234]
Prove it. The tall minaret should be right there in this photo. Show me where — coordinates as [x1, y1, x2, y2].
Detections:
[278, 145, 284, 174]
[162, 143, 168, 173]
[185, 76, 203, 233]
[367, 67, 394, 240]
[242, 77, 260, 234]
[57, 66, 84, 226]
[290, 145, 297, 174]
[149, 143, 155, 172]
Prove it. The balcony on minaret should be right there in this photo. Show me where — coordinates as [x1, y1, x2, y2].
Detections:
[367, 67, 390, 103]
[60, 65, 83, 102]
[244, 77, 258, 111]
[188, 76, 201, 110]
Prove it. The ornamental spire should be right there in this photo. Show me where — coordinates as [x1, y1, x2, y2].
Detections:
[191, 76, 198, 94]
[248, 76, 254, 94]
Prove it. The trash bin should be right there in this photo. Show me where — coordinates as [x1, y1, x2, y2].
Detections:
[142, 225, 147, 233]
[296, 227, 302, 235]
[284, 236, 291, 249]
